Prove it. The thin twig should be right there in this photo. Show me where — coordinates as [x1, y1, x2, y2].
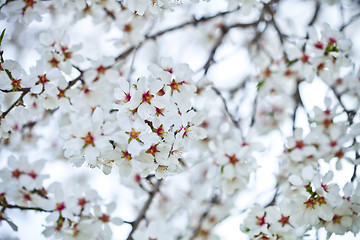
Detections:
[250, 95, 258, 127]
[264, 188, 278, 207]
[351, 164, 357, 182]
[1, 90, 29, 119]
[189, 192, 219, 240]
[292, 81, 305, 131]
[264, 3, 289, 61]
[1, 203, 53, 213]
[1, 68, 83, 120]
[146, 7, 241, 41]
[308, 1, 321, 27]
[126, 43, 142, 83]
[330, 86, 355, 124]
[126, 179, 163, 240]
[340, 12, 360, 31]
[211, 86, 243, 138]
[115, 7, 242, 63]
[203, 27, 228, 75]
[302, 1, 321, 51]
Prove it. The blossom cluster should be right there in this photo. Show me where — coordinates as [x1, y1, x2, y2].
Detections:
[0, 156, 122, 239]
[0, 0, 360, 239]
[241, 23, 360, 240]
[61, 57, 206, 178]
[0, 0, 258, 25]
[241, 168, 360, 239]
[0, 20, 206, 179]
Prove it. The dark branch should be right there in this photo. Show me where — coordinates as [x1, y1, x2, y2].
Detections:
[308, 1, 321, 27]
[115, 7, 247, 63]
[1, 203, 53, 213]
[126, 179, 163, 240]
[189, 192, 219, 240]
[340, 12, 360, 31]
[264, 3, 288, 61]
[351, 164, 358, 182]
[1, 89, 29, 119]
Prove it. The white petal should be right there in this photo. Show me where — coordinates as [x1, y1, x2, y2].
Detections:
[302, 166, 315, 180]
[102, 164, 112, 175]
[288, 175, 303, 187]
[84, 147, 99, 165]
[111, 217, 123, 225]
[92, 107, 103, 125]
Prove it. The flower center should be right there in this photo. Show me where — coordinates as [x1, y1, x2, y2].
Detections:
[124, 24, 132, 33]
[61, 46, 72, 60]
[226, 154, 239, 165]
[301, 54, 309, 63]
[314, 41, 323, 49]
[122, 151, 132, 161]
[11, 169, 22, 179]
[295, 140, 305, 149]
[142, 91, 153, 104]
[82, 132, 95, 147]
[164, 67, 173, 74]
[28, 170, 37, 179]
[155, 107, 165, 117]
[317, 196, 327, 206]
[329, 140, 337, 147]
[78, 197, 87, 207]
[49, 57, 60, 67]
[100, 214, 110, 223]
[146, 145, 159, 157]
[97, 65, 106, 75]
[170, 80, 179, 93]
[304, 198, 316, 209]
[24, 0, 36, 7]
[128, 128, 140, 143]
[11, 79, 22, 90]
[256, 214, 266, 226]
[332, 214, 342, 224]
[57, 88, 66, 99]
[278, 214, 290, 227]
[37, 74, 49, 85]
[56, 202, 66, 212]
[23, 193, 32, 201]
[156, 125, 165, 137]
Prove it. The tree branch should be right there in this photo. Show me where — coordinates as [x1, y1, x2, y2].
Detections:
[340, 12, 360, 31]
[264, 3, 288, 61]
[126, 179, 163, 240]
[351, 163, 358, 182]
[1, 203, 53, 213]
[189, 192, 219, 240]
[115, 7, 245, 63]
[1, 89, 29, 119]
[302, 1, 321, 51]
[308, 1, 321, 27]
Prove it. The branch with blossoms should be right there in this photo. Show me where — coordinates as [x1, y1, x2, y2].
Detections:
[0, 156, 123, 238]
[0, 0, 360, 240]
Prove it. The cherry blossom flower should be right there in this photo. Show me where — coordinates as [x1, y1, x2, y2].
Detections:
[3, 0, 47, 24]
[93, 202, 123, 239]
[127, 76, 164, 120]
[62, 107, 113, 167]
[241, 203, 268, 237]
[0, 60, 34, 91]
